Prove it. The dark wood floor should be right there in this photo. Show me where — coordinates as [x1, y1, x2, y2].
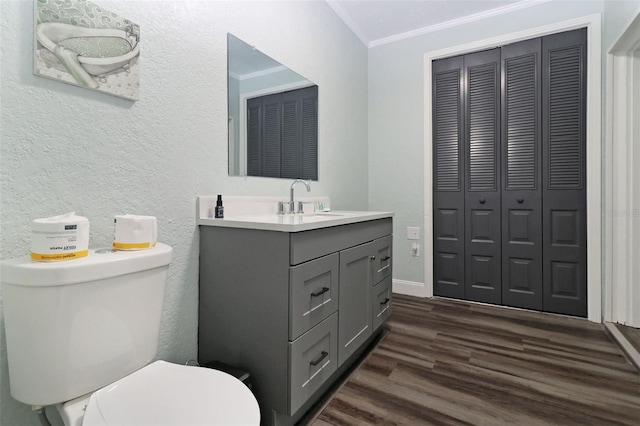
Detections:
[310, 294, 640, 425]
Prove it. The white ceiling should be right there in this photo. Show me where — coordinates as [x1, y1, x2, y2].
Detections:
[325, 0, 551, 48]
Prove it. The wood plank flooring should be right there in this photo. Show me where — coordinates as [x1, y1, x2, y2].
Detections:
[309, 295, 640, 425]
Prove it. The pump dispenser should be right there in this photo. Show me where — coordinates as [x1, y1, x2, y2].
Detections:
[215, 195, 224, 218]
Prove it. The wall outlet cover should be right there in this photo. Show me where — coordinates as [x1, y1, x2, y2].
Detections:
[407, 226, 420, 240]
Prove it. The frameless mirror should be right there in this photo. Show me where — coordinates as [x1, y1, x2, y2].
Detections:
[227, 33, 318, 180]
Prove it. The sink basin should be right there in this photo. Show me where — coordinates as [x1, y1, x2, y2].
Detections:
[305, 212, 344, 218]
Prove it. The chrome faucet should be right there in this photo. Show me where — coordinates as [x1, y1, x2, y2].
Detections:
[290, 179, 311, 214]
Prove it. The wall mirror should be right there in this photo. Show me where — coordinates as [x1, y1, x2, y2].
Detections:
[227, 33, 318, 180]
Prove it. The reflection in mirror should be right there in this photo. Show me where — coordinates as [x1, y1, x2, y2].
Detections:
[227, 33, 318, 180]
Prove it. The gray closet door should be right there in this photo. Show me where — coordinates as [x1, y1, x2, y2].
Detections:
[464, 48, 502, 304]
[542, 29, 587, 317]
[247, 86, 318, 180]
[501, 38, 543, 310]
[300, 86, 319, 181]
[433, 56, 465, 299]
[432, 29, 587, 317]
[247, 93, 282, 178]
[281, 86, 318, 180]
[247, 97, 263, 176]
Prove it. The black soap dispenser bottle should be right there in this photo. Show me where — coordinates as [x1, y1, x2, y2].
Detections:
[215, 194, 224, 218]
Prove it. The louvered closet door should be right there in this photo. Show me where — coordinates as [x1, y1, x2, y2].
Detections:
[300, 86, 318, 181]
[247, 97, 263, 176]
[542, 29, 587, 317]
[433, 56, 465, 299]
[280, 86, 318, 180]
[248, 93, 282, 178]
[501, 38, 543, 310]
[281, 92, 300, 179]
[464, 49, 502, 304]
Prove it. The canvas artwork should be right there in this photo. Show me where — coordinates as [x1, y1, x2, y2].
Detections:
[34, 0, 140, 101]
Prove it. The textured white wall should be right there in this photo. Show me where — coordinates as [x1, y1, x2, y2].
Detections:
[0, 1, 367, 424]
[368, 0, 609, 290]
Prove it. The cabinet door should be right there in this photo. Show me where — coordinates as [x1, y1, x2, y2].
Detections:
[372, 235, 392, 285]
[338, 241, 374, 366]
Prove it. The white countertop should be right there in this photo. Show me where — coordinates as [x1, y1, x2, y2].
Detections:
[198, 210, 394, 232]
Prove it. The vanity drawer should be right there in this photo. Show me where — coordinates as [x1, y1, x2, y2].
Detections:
[372, 276, 392, 331]
[289, 253, 339, 340]
[372, 235, 392, 285]
[289, 312, 338, 415]
[290, 218, 393, 265]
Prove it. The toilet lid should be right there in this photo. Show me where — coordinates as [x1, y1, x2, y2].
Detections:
[82, 361, 260, 426]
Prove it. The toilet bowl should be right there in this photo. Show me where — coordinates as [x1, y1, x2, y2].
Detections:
[58, 361, 259, 426]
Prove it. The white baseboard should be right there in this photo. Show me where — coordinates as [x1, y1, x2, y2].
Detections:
[604, 322, 640, 371]
[392, 279, 427, 298]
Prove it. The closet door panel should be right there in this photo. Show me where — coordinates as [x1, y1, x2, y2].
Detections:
[501, 38, 543, 310]
[464, 48, 502, 305]
[247, 97, 263, 176]
[542, 29, 587, 317]
[433, 55, 465, 299]
[261, 94, 282, 178]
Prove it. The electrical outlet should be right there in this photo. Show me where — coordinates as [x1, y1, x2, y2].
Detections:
[411, 242, 420, 257]
[407, 226, 420, 240]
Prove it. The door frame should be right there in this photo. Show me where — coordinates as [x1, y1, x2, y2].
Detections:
[604, 11, 640, 327]
[423, 14, 602, 322]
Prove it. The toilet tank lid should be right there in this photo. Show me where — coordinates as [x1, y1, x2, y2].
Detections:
[0, 243, 172, 287]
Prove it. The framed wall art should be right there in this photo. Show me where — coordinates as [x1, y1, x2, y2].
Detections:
[34, 0, 140, 100]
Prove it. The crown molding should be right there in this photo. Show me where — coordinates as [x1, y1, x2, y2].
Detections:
[371, 0, 552, 47]
[230, 65, 288, 81]
[326, 0, 553, 49]
[325, 0, 371, 46]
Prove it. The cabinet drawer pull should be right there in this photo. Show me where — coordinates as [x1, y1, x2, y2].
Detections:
[310, 350, 329, 366]
[381, 256, 391, 261]
[380, 298, 390, 306]
[311, 287, 330, 297]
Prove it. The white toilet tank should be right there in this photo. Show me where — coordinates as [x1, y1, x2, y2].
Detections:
[1, 243, 172, 406]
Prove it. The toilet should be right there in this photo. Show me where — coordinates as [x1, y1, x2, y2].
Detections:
[1, 243, 260, 425]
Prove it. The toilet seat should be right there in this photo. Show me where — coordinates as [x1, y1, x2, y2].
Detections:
[81, 360, 260, 425]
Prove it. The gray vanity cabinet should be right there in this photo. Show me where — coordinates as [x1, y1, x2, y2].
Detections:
[199, 217, 392, 426]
